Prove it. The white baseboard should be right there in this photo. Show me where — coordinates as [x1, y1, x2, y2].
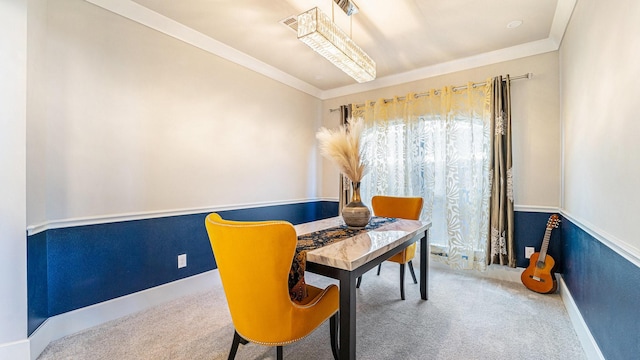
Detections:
[25, 265, 602, 360]
[0, 339, 30, 360]
[28, 270, 220, 360]
[558, 276, 604, 360]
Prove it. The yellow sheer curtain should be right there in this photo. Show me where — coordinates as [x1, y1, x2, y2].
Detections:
[353, 81, 493, 270]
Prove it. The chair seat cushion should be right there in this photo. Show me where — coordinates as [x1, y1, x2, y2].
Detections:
[386, 242, 417, 264]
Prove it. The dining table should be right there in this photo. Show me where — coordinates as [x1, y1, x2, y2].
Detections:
[293, 216, 431, 360]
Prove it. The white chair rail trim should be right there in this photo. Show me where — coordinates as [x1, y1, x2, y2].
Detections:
[560, 210, 640, 268]
[26, 198, 330, 236]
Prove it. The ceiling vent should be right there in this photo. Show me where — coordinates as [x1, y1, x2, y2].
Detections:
[280, 15, 298, 33]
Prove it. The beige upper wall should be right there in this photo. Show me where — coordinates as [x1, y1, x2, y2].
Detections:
[27, 0, 322, 226]
[560, 0, 640, 259]
[320, 52, 561, 210]
[26, 0, 566, 228]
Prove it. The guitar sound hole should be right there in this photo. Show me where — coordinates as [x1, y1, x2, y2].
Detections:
[536, 261, 545, 269]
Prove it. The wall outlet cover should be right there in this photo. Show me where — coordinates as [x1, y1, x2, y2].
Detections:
[525, 247, 535, 259]
[178, 254, 187, 268]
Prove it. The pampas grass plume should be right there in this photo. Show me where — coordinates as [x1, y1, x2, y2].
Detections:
[316, 117, 367, 182]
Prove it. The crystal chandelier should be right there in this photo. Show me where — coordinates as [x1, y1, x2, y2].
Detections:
[297, 7, 376, 83]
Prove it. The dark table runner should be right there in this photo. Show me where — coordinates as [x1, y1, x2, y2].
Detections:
[289, 217, 398, 301]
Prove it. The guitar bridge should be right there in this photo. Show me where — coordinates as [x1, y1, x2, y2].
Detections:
[529, 275, 545, 282]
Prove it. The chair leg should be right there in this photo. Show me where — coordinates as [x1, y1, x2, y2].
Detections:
[228, 330, 247, 360]
[399, 263, 406, 300]
[356, 275, 362, 288]
[377, 263, 382, 275]
[276, 346, 283, 360]
[330, 312, 339, 360]
[408, 260, 418, 284]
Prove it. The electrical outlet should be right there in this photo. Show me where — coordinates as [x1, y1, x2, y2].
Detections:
[525, 247, 535, 259]
[178, 254, 187, 268]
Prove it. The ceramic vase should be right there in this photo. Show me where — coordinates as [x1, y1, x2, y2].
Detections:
[342, 181, 371, 228]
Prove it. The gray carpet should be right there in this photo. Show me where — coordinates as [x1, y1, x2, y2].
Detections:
[37, 260, 586, 360]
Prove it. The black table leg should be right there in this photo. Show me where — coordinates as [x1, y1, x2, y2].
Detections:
[338, 270, 357, 359]
[420, 230, 429, 300]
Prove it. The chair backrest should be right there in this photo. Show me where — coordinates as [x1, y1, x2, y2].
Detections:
[371, 196, 423, 220]
[205, 213, 297, 343]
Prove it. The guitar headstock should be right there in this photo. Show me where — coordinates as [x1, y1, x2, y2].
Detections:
[547, 214, 561, 229]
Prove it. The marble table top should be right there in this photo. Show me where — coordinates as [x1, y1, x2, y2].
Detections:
[293, 217, 431, 271]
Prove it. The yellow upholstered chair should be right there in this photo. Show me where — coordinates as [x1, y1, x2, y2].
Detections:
[205, 213, 339, 360]
[356, 196, 424, 300]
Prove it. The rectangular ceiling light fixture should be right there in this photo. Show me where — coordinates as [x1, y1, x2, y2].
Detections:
[334, 0, 359, 16]
[297, 7, 376, 83]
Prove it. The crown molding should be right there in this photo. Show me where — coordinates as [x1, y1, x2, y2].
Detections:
[320, 38, 558, 99]
[549, 0, 577, 48]
[85, 0, 576, 101]
[84, 0, 324, 98]
[322, 0, 577, 99]
[26, 198, 324, 236]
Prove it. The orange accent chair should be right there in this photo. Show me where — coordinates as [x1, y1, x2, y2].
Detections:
[356, 196, 424, 300]
[205, 213, 339, 360]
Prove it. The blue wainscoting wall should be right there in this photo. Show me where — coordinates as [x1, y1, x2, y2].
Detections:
[562, 218, 640, 360]
[27, 204, 640, 360]
[27, 231, 48, 338]
[27, 201, 339, 335]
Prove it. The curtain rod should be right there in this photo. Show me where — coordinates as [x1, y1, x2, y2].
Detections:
[329, 72, 533, 112]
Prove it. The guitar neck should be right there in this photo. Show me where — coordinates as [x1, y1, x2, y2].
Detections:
[538, 228, 552, 260]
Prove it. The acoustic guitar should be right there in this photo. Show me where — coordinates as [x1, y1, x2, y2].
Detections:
[521, 214, 561, 294]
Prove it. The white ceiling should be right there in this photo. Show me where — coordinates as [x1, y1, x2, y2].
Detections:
[87, 0, 576, 99]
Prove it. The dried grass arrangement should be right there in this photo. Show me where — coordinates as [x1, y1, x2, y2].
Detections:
[315, 117, 367, 183]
